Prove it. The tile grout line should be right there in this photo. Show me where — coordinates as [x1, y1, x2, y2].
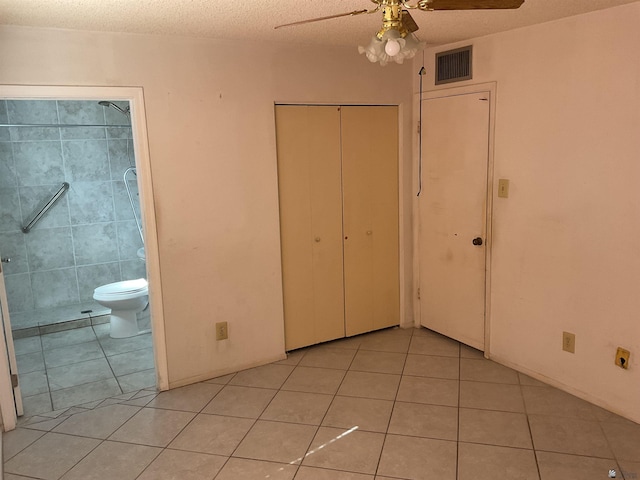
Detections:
[520, 371, 543, 480]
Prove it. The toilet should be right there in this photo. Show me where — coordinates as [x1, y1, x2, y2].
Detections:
[93, 278, 149, 338]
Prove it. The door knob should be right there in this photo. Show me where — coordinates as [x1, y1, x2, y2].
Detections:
[366, 231, 372, 236]
[314, 237, 321, 243]
[1, 257, 10, 263]
[472, 237, 483, 246]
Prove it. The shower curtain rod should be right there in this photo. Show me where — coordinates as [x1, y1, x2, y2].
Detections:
[0, 123, 131, 128]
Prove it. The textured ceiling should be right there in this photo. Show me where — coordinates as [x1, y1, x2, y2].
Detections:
[1, 0, 638, 47]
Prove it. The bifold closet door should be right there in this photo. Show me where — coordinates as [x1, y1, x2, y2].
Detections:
[341, 106, 400, 336]
[275, 106, 345, 350]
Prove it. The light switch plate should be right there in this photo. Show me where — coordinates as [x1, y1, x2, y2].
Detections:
[498, 179, 510, 198]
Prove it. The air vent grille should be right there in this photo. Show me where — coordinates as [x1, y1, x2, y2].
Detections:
[436, 46, 472, 85]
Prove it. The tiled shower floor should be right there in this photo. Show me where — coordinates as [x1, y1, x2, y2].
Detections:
[14, 320, 155, 417]
[10, 302, 111, 337]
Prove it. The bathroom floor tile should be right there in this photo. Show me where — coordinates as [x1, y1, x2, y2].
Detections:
[16, 351, 46, 374]
[47, 357, 114, 391]
[41, 326, 97, 350]
[13, 336, 43, 355]
[19, 370, 49, 397]
[98, 332, 152, 356]
[43, 340, 105, 369]
[21, 392, 54, 417]
[51, 377, 122, 410]
[117, 368, 156, 393]
[106, 347, 155, 377]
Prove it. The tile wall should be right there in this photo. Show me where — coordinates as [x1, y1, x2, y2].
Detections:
[0, 100, 146, 330]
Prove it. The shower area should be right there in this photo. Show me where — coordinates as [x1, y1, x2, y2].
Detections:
[0, 99, 155, 417]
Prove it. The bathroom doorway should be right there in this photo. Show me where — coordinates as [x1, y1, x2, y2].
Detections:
[0, 86, 167, 427]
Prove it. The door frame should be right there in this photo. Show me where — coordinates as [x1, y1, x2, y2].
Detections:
[0, 271, 18, 430]
[0, 85, 169, 429]
[413, 82, 497, 355]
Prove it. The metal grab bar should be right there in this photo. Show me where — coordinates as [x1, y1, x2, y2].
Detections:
[124, 167, 144, 243]
[21, 182, 69, 233]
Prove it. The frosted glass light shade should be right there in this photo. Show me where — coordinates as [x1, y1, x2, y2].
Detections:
[358, 30, 424, 66]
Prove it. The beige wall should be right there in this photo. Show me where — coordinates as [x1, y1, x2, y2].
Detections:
[0, 26, 414, 387]
[419, 3, 640, 422]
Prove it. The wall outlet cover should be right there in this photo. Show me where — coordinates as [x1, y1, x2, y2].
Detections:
[562, 331, 575, 354]
[615, 347, 630, 369]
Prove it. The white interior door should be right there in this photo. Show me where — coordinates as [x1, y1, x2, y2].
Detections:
[419, 91, 490, 350]
[0, 256, 22, 431]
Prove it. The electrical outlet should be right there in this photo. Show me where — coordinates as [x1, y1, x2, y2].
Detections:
[615, 347, 630, 369]
[216, 322, 228, 341]
[562, 331, 575, 353]
[498, 179, 510, 198]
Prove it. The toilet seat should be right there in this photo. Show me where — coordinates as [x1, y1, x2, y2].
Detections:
[94, 278, 148, 299]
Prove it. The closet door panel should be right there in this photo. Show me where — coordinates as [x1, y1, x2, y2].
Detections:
[341, 106, 400, 336]
[275, 106, 345, 350]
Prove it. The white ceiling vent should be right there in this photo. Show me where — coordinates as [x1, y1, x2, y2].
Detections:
[435, 45, 473, 85]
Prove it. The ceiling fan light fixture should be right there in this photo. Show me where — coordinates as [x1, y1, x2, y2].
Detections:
[358, 30, 424, 66]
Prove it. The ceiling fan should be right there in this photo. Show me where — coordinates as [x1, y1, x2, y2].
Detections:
[275, 0, 525, 65]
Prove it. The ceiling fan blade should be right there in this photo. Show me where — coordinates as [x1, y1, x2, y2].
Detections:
[274, 9, 369, 29]
[401, 10, 419, 33]
[419, 0, 524, 10]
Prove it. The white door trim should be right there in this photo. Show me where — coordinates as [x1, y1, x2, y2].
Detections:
[413, 82, 497, 356]
[0, 273, 17, 431]
[0, 85, 169, 423]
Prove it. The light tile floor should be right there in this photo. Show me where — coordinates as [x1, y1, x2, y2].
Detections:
[3, 327, 640, 479]
[13, 321, 155, 416]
